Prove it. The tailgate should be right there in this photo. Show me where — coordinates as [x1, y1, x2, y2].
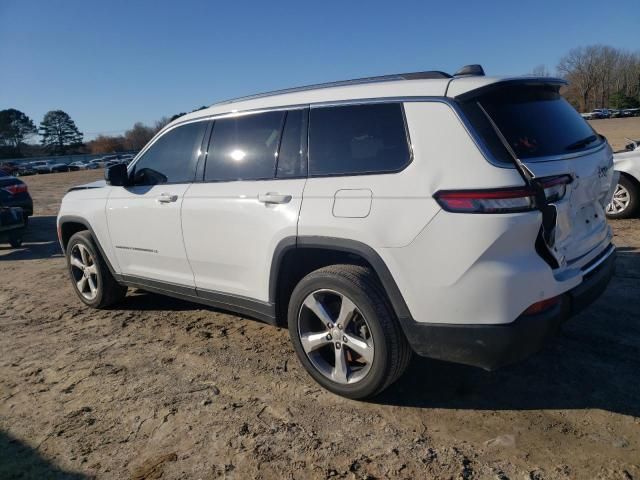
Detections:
[455, 80, 617, 271]
[525, 145, 616, 268]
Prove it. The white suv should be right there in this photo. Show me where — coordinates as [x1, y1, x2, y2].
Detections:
[57, 65, 617, 399]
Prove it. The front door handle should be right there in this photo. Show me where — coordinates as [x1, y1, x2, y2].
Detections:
[258, 192, 292, 204]
[157, 193, 178, 203]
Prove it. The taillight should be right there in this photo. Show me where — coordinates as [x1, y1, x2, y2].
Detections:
[522, 296, 561, 315]
[434, 175, 571, 214]
[1, 183, 28, 195]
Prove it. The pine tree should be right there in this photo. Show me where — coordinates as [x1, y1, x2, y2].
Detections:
[0, 109, 37, 153]
[39, 110, 83, 154]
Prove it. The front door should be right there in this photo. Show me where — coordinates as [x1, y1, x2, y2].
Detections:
[106, 120, 208, 286]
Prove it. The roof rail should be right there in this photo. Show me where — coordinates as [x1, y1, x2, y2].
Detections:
[210, 70, 453, 107]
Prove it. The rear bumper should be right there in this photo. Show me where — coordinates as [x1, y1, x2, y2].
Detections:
[403, 246, 616, 370]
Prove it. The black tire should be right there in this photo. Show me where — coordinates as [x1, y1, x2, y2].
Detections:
[606, 175, 639, 219]
[288, 264, 412, 399]
[9, 235, 22, 248]
[66, 231, 127, 308]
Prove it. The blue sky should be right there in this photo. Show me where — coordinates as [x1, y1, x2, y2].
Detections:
[1, 0, 638, 140]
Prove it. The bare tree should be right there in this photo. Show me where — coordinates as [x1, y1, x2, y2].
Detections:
[530, 65, 551, 77]
[124, 123, 155, 151]
[558, 45, 640, 111]
[154, 116, 171, 133]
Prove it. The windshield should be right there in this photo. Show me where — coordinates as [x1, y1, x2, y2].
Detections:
[459, 84, 603, 161]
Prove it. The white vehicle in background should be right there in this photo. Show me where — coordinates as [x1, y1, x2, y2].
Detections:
[607, 138, 640, 218]
[57, 65, 617, 399]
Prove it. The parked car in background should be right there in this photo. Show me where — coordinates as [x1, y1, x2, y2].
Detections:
[607, 138, 640, 219]
[610, 109, 623, 118]
[69, 160, 99, 170]
[622, 108, 640, 117]
[0, 206, 26, 248]
[0, 161, 21, 175]
[30, 160, 70, 174]
[50, 162, 71, 173]
[0, 171, 33, 222]
[58, 67, 617, 399]
[15, 163, 35, 176]
[582, 109, 607, 120]
[29, 161, 50, 174]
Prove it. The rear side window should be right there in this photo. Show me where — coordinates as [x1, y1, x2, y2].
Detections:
[459, 84, 603, 162]
[309, 103, 411, 176]
[132, 121, 206, 185]
[205, 111, 285, 182]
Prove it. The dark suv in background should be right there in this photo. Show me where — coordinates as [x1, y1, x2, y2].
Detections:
[0, 171, 33, 222]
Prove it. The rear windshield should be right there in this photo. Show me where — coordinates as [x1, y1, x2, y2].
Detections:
[459, 84, 603, 162]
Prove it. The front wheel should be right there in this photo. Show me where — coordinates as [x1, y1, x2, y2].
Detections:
[288, 265, 412, 399]
[606, 175, 639, 219]
[66, 231, 127, 308]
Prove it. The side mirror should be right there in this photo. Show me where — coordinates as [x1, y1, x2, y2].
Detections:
[105, 163, 130, 186]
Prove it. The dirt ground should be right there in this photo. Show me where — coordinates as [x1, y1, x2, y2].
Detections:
[589, 116, 640, 151]
[1, 125, 640, 479]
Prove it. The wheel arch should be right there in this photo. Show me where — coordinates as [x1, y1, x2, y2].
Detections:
[270, 236, 412, 327]
[58, 215, 119, 276]
[619, 171, 640, 191]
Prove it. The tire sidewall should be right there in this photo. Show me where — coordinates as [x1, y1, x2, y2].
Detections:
[288, 271, 391, 399]
[66, 232, 106, 308]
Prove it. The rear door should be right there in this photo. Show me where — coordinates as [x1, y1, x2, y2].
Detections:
[456, 82, 616, 269]
[181, 108, 308, 301]
[106, 120, 207, 286]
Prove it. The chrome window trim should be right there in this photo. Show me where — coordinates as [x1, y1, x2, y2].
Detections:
[127, 116, 212, 175]
[134, 94, 607, 175]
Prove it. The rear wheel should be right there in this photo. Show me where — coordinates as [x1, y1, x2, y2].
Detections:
[288, 265, 412, 399]
[66, 231, 127, 308]
[606, 175, 639, 219]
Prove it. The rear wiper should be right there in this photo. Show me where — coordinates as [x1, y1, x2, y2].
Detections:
[565, 135, 598, 151]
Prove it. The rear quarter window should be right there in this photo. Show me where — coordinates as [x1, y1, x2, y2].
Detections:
[459, 84, 603, 162]
[309, 103, 411, 176]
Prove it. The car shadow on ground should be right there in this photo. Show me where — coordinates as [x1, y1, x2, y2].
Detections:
[0, 216, 62, 261]
[119, 267, 640, 418]
[0, 431, 87, 479]
[374, 270, 640, 418]
[117, 290, 209, 312]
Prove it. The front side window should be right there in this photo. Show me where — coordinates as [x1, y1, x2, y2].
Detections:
[132, 121, 206, 185]
[309, 103, 411, 176]
[205, 111, 285, 182]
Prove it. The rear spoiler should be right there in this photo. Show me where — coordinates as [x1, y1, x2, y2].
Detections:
[450, 77, 568, 102]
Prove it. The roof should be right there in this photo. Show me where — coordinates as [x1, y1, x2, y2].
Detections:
[171, 70, 563, 127]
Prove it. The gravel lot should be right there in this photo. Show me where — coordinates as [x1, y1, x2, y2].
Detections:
[1, 138, 639, 479]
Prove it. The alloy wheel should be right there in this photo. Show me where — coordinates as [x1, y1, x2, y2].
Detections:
[297, 289, 374, 384]
[69, 244, 99, 300]
[606, 184, 631, 215]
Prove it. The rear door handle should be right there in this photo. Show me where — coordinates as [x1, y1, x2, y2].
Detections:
[258, 192, 292, 204]
[157, 193, 178, 203]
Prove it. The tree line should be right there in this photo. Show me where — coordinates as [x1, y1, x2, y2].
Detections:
[557, 45, 640, 112]
[0, 109, 83, 158]
[0, 107, 205, 160]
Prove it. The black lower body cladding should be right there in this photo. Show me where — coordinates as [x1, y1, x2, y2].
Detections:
[402, 248, 616, 370]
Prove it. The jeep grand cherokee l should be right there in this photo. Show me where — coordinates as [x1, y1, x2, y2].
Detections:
[57, 65, 617, 399]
